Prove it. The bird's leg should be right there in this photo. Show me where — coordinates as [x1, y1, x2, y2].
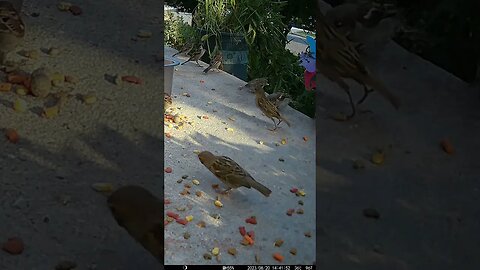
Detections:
[357, 85, 374, 105]
[342, 88, 356, 119]
[220, 187, 232, 195]
[268, 119, 279, 131]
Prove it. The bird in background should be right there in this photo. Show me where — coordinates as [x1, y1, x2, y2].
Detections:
[198, 151, 272, 197]
[240, 77, 269, 92]
[0, 0, 25, 65]
[254, 84, 291, 130]
[107, 185, 163, 264]
[267, 92, 291, 111]
[316, 8, 400, 120]
[203, 50, 223, 73]
[181, 44, 206, 67]
[172, 40, 194, 57]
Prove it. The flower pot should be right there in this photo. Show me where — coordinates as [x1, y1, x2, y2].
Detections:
[199, 29, 249, 81]
[164, 56, 181, 96]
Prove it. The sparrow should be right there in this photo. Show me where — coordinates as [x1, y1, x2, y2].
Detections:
[108, 185, 163, 264]
[181, 44, 205, 67]
[240, 77, 269, 92]
[316, 10, 400, 119]
[198, 151, 272, 197]
[325, 3, 359, 38]
[0, 1, 25, 65]
[172, 41, 194, 57]
[203, 51, 223, 73]
[254, 85, 291, 130]
[267, 92, 291, 111]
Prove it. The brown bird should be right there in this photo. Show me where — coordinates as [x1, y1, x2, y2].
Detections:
[240, 77, 269, 92]
[266, 92, 291, 111]
[203, 51, 223, 73]
[316, 10, 400, 119]
[181, 44, 206, 67]
[254, 85, 291, 130]
[172, 40, 194, 57]
[325, 3, 359, 38]
[198, 151, 272, 197]
[108, 185, 163, 264]
[0, 1, 25, 65]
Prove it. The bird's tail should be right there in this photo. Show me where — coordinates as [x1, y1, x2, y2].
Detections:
[203, 65, 212, 73]
[281, 115, 291, 127]
[250, 180, 272, 197]
[362, 73, 401, 110]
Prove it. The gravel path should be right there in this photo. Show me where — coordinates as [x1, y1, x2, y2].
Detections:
[1, 1, 162, 269]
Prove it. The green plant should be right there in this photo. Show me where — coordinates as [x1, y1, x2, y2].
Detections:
[164, 11, 199, 49]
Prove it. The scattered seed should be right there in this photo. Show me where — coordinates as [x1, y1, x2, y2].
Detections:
[286, 209, 295, 216]
[227, 248, 237, 256]
[176, 179, 183, 183]
[290, 188, 298, 193]
[197, 221, 206, 228]
[245, 216, 257, 224]
[91, 183, 113, 193]
[290, 248, 297, 255]
[55, 260, 77, 270]
[274, 239, 284, 247]
[176, 219, 188, 225]
[296, 208, 304, 214]
[180, 189, 190, 196]
[281, 138, 287, 145]
[303, 136, 308, 142]
[278, 158, 285, 162]
[166, 211, 179, 219]
[212, 247, 220, 256]
[192, 179, 200, 185]
[166, 216, 174, 222]
[186, 215, 193, 222]
[164, 167, 173, 173]
[195, 191, 202, 197]
[0, 82, 12, 92]
[298, 200, 304, 205]
[182, 175, 189, 179]
[83, 94, 97, 104]
[176, 206, 186, 211]
[184, 183, 192, 189]
[214, 200, 223, 208]
[13, 99, 27, 113]
[304, 231, 312, 238]
[183, 232, 190, 239]
[296, 190, 306, 196]
[57, 2, 72, 11]
[371, 151, 385, 165]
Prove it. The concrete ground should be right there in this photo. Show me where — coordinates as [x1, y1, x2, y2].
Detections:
[316, 34, 480, 270]
[1, 0, 162, 269]
[164, 46, 316, 265]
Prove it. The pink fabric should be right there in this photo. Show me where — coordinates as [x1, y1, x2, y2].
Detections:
[304, 71, 316, 91]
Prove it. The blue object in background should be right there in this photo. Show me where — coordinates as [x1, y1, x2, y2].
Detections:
[299, 52, 315, 73]
[306, 35, 316, 58]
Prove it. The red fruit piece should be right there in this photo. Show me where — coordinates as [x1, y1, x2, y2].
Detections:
[166, 211, 179, 219]
[245, 216, 257, 225]
[2, 237, 24, 255]
[247, 230, 255, 240]
[287, 209, 295, 216]
[164, 167, 173, 173]
[239, 226, 246, 236]
[176, 219, 188, 225]
[164, 199, 171, 204]
[290, 188, 298, 193]
[122, 75, 143, 84]
[5, 129, 19, 144]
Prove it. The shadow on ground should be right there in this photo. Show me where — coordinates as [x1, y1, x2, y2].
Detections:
[0, 125, 163, 269]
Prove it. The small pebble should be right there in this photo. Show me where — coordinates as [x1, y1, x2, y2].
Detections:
[274, 239, 284, 247]
[363, 208, 380, 219]
[183, 232, 190, 239]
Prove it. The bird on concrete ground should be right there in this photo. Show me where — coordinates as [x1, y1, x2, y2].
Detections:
[316, 9, 400, 119]
[254, 84, 291, 130]
[181, 44, 206, 67]
[198, 151, 272, 197]
[108, 185, 163, 264]
[172, 40, 194, 57]
[203, 51, 223, 73]
[240, 77, 269, 92]
[0, 0, 25, 66]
